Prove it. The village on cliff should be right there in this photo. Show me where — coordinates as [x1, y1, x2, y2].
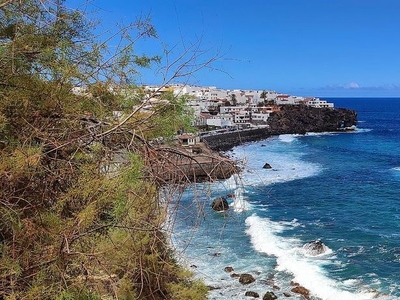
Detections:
[144, 84, 335, 143]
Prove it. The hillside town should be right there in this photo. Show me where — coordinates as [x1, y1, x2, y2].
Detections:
[144, 84, 334, 132]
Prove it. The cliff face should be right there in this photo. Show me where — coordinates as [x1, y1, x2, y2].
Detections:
[267, 105, 357, 134]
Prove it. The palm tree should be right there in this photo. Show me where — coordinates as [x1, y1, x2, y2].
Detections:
[260, 90, 267, 105]
[230, 93, 237, 106]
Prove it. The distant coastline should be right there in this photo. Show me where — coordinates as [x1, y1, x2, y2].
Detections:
[203, 105, 357, 152]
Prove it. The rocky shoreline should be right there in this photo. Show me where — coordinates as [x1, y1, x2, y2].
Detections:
[203, 105, 357, 151]
[190, 105, 358, 299]
[154, 105, 357, 182]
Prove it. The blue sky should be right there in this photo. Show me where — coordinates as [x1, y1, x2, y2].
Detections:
[68, 0, 400, 97]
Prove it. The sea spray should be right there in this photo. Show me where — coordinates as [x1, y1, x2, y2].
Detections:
[228, 136, 322, 188]
[245, 214, 378, 300]
[224, 174, 252, 212]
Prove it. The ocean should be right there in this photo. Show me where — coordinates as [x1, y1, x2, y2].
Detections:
[169, 98, 400, 300]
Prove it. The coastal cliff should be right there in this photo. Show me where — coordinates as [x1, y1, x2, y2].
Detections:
[203, 105, 357, 151]
[160, 105, 357, 181]
[267, 104, 357, 134]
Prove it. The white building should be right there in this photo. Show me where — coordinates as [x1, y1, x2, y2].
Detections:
[251, 112, 270, 124]
[206, 117, 232, 128]
[303, 97, 334, 108]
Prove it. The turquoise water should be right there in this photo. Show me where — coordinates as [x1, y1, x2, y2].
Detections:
[171, 98, 400, 299]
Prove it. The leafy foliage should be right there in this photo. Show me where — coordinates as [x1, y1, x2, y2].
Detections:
[0, 1, 207, 299]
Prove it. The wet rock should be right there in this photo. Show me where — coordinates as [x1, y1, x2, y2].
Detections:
[291, 285, 310, 299]
[224, 266, 234, 272]
[303, 239, 328, 256]
[230, 273, 241, 278]
[272, 285, 280, 290]
[239, 273, 256, 285]
[283, 292, 291, 297]
[245, 291, 260, 298]
[211, 197, 229, 211]
[262, 291, 277, 300]
[262, 162, 272, 169]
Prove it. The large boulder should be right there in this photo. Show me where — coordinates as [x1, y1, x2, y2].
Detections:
[262, 291, 277, 300]
[291, 285, 310, 299]
[211, 197, 229, 211]
[262, 162, 272, 169]
[224, 266, 234, 273]
[303, 239, 328, 256]
[239, 273, 256, 285]
[245, 291, 260, 298]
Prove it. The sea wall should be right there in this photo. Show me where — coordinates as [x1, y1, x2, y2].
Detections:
[202, 128, 271, 151]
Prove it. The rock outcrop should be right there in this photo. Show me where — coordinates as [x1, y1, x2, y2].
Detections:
[245, 291, 260, 298]
[211, 197, 229, 211]
[267, 104, 357, 134]
[239, 273, 256, 285]
[203, 105, 357, 151]
[303, 240, 328, 256]
[262, 291, 277, 300]
[290, 281, 310, 299]
[224, 266, 234, 272]
[262, 162, 272, 169]
[151, 142, 238, 184]
[291, 285, 310, 299]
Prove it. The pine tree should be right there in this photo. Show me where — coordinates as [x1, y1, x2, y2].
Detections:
[0, 1, 207, 299]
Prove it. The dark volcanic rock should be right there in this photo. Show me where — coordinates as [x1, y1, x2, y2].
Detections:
[291, 285, 310, 299]
[303, 239, 328, 256]
[245, 291, 260, 298]
[224, 266, 234, 272]
[262, 291, 277, 300]
[283, 292, 291, 297]
[267, 104, 357, 134]
[211, 197, 229, 211]
[263, 162, 272, 169]
[203, 105, 357, 151]
[239, 273, 256, 285]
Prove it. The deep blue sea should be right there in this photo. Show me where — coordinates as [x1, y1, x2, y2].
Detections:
[170, 98, 400, 300]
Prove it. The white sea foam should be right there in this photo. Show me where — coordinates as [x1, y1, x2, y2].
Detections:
[305, 131, 337, 136]
[245, 214, 380, 300]
[278, 134, 299, 143]
[355, 128, 372, 133]
[222, 174, 252, 212]
[231, 186, 251, 212]
[228, 137, 322, 188]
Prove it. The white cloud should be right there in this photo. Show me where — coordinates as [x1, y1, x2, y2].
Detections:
[317, 83, 400, 92]
[346, 82, 360, 89]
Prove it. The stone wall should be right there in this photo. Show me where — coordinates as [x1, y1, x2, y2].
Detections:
[202, 128, 271, 151]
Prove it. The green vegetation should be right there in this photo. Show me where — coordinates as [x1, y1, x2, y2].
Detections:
[0, 1, 206, 299]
